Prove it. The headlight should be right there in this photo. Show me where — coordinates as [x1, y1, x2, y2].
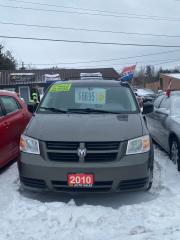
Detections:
[126, 135, 150, 155]
[20, 135, 40, 155]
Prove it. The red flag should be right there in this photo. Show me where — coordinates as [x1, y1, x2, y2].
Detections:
[120, 65, 136, 81]
[166, 79, 172, 97]
[122, 65, 136, 73]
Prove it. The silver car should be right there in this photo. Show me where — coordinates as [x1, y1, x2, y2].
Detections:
[146, 91, 180, 172]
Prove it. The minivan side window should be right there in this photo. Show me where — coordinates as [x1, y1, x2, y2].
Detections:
[1, 96, 20, 114]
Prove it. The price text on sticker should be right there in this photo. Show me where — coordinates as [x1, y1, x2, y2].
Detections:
[75, 88, 106, 105]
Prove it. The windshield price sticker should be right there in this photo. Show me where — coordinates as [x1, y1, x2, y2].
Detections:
[49, 83, 72, 92]
[75, 88, 106, 105]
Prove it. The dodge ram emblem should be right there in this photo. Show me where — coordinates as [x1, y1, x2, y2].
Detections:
[77, 147, 87, 158]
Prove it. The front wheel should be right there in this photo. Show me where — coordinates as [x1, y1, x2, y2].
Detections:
[170, 138, 180, 172]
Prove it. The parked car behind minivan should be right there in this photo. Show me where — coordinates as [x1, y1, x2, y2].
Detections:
[19, 80, 154, 193]
[146, 91, 180, 172]
[135, 88, 157, 104]
[0, 90, 31, 168]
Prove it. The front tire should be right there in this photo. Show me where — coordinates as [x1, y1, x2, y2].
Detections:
[170, 138, 180, 172]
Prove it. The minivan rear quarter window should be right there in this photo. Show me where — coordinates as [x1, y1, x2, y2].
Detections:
[39, 83, 138, 114]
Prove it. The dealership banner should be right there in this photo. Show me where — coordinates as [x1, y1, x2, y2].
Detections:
[10, 73, 35, 82]
[44, 74, 61, 83]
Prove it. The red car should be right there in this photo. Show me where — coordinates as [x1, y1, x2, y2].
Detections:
[0, 90, 31, 168]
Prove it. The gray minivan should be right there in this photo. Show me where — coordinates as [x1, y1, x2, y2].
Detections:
[19, 80, 154, 193]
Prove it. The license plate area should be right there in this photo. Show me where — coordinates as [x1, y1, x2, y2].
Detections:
[68, 173, 94, 187]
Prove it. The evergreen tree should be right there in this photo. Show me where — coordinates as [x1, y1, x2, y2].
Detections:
[0, 44, 16, 70]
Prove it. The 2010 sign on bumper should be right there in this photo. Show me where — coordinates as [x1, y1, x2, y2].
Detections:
[68, 173, 94, 187]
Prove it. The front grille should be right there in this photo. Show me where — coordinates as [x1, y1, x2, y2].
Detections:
[46, 141, 79, 150]
[51, 180, 113, 192]
[20, 177, 47, 189]
[119, 178, 148, 191]
[45, 141, 120, 163]
[85, 142, 120, 151]
[85, 153, 117, 162]
[48, 152, 118, 163]
[46, 141, 120, 151]
[48, 153, 79, 162]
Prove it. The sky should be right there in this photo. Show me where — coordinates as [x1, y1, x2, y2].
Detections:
[0, 0, 180, 72]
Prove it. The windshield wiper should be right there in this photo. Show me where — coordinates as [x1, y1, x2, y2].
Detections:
[39, 107, 119, 114]
[39, 107, 68, 113]
[68, 108, 119, 114]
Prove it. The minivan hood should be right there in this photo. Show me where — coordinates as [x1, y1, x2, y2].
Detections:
[26, 113, 143, 142]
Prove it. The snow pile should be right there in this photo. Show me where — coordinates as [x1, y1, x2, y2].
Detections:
[1, 147, 180, 240]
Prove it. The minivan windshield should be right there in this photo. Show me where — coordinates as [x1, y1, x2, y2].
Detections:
[38, 83, 138, 114]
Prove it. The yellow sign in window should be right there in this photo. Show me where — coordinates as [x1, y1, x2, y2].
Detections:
[49, 83, 72, 92]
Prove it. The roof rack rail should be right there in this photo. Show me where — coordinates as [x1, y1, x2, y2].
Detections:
[80, 72, 103, 80]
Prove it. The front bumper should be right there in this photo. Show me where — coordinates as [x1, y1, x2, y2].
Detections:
[18, 150, 153, 193]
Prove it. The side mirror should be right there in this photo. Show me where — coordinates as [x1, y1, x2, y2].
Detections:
[142, 102, 154, 114]
[27, 102, 39, 114]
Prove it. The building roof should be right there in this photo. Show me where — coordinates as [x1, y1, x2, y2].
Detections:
[161, 73, 180, 80]
[60, 68, 119, 80]
[0, 68, 120, 86]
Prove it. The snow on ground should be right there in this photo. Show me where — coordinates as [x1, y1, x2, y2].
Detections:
[1, 146, 180, 240]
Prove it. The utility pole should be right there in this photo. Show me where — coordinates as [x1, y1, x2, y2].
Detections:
[20, 62, 25, 70]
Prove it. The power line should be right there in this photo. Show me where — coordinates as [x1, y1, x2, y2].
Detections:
[21, 49, 180, 66]
[23, 58, 180, 69]
[66, 58, 180, 69]
[152, 58, 180, 66]
[1, 4, 180, 22]
[5, 0, 180, 22]
[1, 35, 180, 48]
[1, 21, 180, 38]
